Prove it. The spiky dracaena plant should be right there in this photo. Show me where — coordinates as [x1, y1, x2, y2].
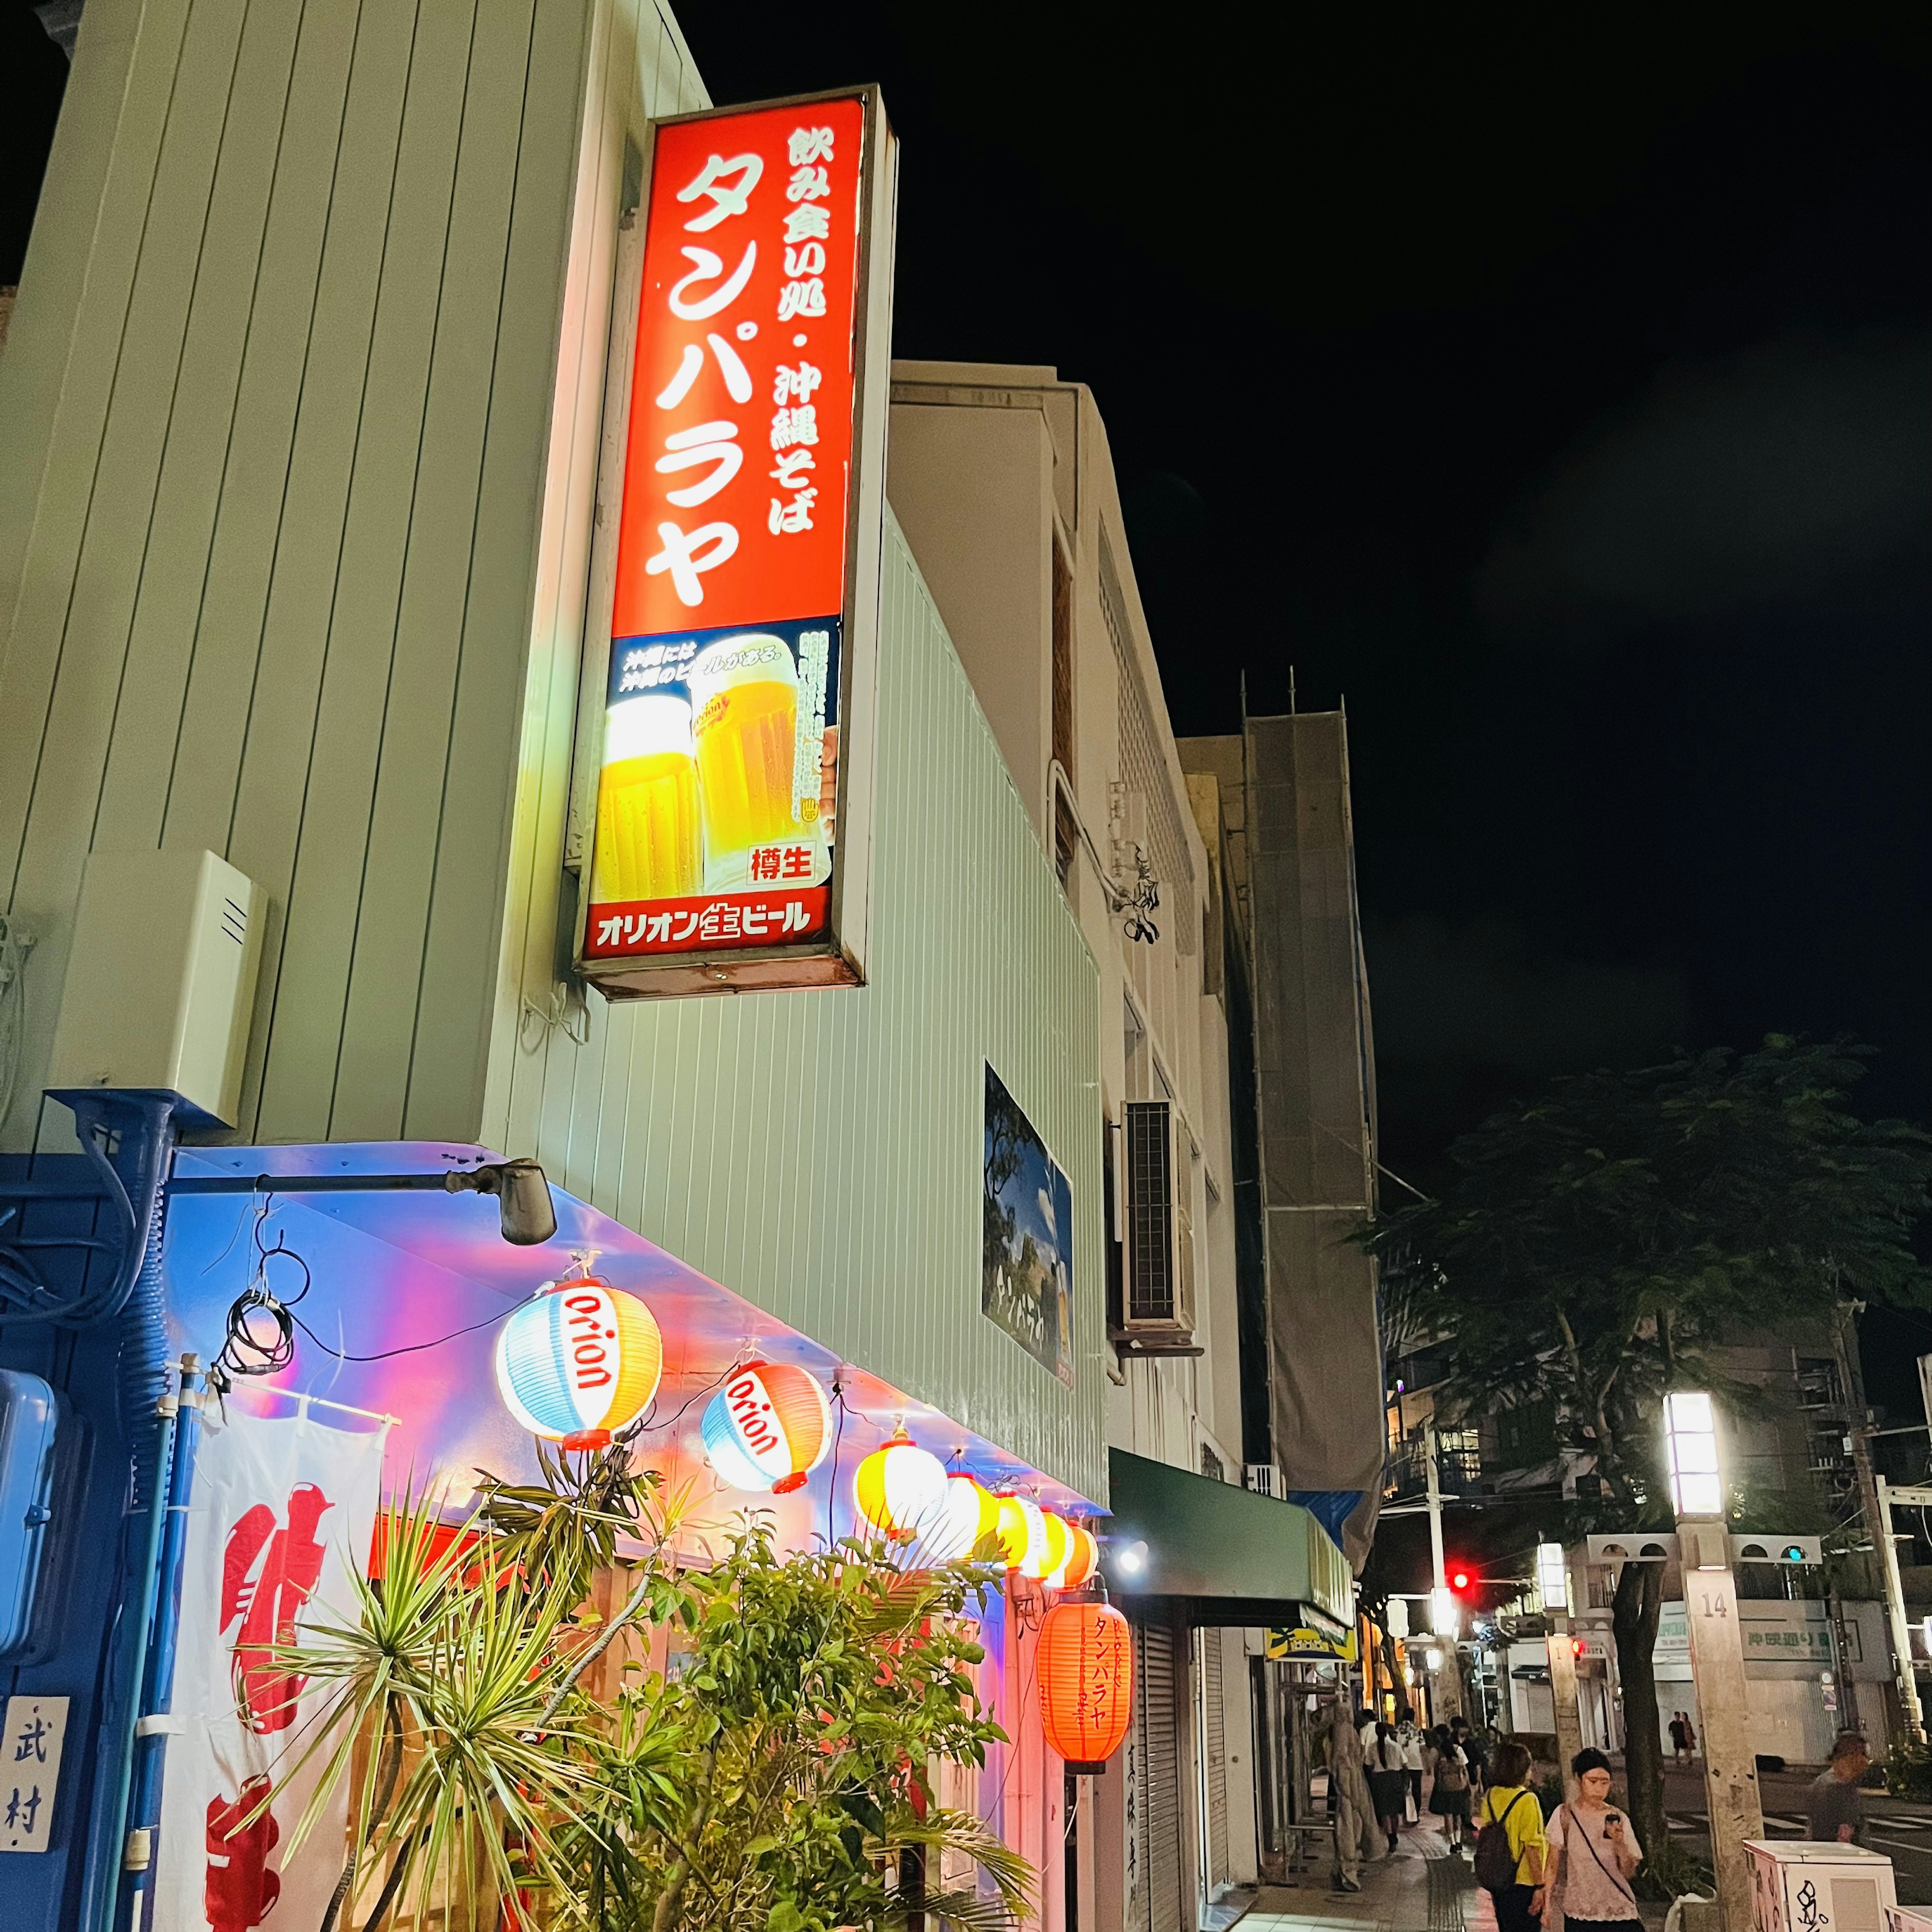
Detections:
[262, 1445, 1032, 1932]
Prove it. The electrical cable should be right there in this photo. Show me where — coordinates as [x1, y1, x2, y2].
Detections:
[826, 1379, 849, 1551]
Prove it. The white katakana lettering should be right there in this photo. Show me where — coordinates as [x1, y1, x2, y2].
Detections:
[777, 278, 827, 322]
[668, 243, 757, 320]
[596, 916, 621, 944]
[655, 332, 753, 408]
[769, 406, 820, 450]
[654, 421, 742, 508]
[741, 905, 770, 937]
[786, 165, 830, 203]
[645, 521, 739, 607]
[676, 153, 762, 231]
[783, 203, 831, 245]
[670, 911, 699, 940]
[788, 127, 835, 167]
[780, 901, 813, 932]
[646, 913, 672, 942]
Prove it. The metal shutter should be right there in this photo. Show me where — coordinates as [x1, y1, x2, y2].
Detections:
[1202, 1629, 1229, 1888]
[1136, 1621, 1183, 1932]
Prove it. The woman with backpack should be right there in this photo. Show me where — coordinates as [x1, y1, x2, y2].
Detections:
[1541, 1747, 1643, 1932]
[1428, 1723, 1472, 1850]
[1473, 1739, 1548, 1932]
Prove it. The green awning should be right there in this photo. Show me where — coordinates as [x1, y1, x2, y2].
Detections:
[1104, 1449, 1354, 1635]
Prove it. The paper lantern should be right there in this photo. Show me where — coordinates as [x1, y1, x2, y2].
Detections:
[1057, 1522, 1100, 1591]
[701, 1361, 833, 1494]
[1039, 1511, 1075, 1585]
[922, 1472, 1001, 1561]
[495, 1276, 663, 1451]
[853, 1431, 949, 1542]
[1037, 1595, 1135, 1771]
[995, 1493, 1048, 1576]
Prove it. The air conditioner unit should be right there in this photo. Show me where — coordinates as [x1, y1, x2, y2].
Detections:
[1118, 1100, 1195, 1348]
[1245, 1464, 1285, 1499]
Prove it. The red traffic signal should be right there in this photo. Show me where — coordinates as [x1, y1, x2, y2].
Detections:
[1448, 1567, 1472, 1592]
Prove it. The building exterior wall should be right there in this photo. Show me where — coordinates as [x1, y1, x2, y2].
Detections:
[490, 511, 1108, 1503]
[0, 0, 711, 1157]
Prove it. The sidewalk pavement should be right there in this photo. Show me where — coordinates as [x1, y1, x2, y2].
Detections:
[1238, 1815, 1484, 1932]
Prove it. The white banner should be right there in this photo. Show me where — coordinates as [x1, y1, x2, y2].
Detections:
[153, 1400, 386, 1932]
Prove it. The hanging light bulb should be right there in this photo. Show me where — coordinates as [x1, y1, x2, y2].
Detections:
[700, 1361, 833, 1493]
[495, 1276, 663, 1450]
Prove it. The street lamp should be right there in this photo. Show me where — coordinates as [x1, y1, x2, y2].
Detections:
[1663, 1390, 1723, 1520]
[1536, 1542, 1569, 1612]
[1431, 1585, 1459, 1639]
[1665, 1390, 1762, 1932]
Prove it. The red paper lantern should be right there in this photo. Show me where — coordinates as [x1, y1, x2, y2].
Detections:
[1036, 1595, 1135, 1772]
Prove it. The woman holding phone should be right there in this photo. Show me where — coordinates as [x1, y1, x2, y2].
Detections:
[1543, 1748, 1644, 1932]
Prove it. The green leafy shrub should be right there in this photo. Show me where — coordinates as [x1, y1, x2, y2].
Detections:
[1883, 1739, 1932, 1801]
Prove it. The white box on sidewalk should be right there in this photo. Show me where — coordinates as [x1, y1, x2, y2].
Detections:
[1746, 1840, 1895, 1932]
[1883, 1906, 1932, 1932]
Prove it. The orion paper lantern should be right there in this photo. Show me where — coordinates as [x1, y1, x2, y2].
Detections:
[495, 1276, 663, 1451]
[853, 1431, 949, 1542]
[1037, 1596, 1135, 1771]
[995, 1494, 1048, 1576]
[1058, 1522, 1100, 1591]
[701, 1361, 833, 1494]
[924, 1472, 1001, 1561]
[1039, 1511, 1074, 1585]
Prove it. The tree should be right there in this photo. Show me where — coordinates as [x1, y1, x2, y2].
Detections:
[1368, 1037, 1932, 1865]
[269, 1443, 1028, 1932]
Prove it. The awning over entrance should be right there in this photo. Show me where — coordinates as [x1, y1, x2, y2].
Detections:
[1103, 1448, 1353, 1635]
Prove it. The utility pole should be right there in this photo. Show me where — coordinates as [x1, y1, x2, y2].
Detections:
[1837, 1304, 1902, 1741]
[1424, 1422, 1464, 1722]
[1875, 1477, 1928, 1743]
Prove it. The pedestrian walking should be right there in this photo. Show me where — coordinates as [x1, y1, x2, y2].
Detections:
[1668, 1712, 1694, 1767]
[1806, 1732, 1870, 1845]
[1324, 1703, 1381, 1892]
[1367, 1722, 1409, 1854]
[1398, 1708, 1427, 1818]
[1474, 1739, 1548, 1932]
[1455, 1715, 1490, 1796]
[1542, 1747, 1643, 1932]
[1429, 1723, 1473, 1850]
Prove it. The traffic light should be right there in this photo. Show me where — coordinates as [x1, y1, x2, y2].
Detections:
[1448, 1565, 1472, 1593]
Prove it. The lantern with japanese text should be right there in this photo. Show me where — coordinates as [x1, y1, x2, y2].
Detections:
[994, 1493, 1048, 1576]
[853, 1431, 948, 1542]
[495, 1276, 663, 1451]
[701, 1361, 833, 1493]
[1037, 1594, 1136, 1772]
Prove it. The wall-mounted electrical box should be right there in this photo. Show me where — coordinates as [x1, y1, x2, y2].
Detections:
[46, 849, 266, 1128]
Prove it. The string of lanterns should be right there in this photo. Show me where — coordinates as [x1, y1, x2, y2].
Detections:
[497, 1305, 1134, 1772]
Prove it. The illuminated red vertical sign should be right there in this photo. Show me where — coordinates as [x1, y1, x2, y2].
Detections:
[578, 90, 895, 996]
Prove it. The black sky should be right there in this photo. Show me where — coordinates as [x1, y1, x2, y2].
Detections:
[674, 3, 1931, 1181]
[4, 6, 1926, 1177]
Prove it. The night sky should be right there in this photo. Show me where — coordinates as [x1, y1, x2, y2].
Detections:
[4, 11, 1926, 1327]
[671, 5, 1930, 1179]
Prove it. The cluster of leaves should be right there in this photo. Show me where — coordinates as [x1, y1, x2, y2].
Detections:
[1882, 1739, 1932, 1802]
[265, 1441, 1029, 1932]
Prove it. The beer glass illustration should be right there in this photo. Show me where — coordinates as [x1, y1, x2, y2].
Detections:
[592, 693, 703, 903]
[685, 634, 802, 873]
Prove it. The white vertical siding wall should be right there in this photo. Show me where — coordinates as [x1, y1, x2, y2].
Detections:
[489, 517, 1107, 1502]
[0, 0, 706, 1151]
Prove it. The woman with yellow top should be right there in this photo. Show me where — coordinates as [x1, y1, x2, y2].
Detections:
[1476, 1740, 1548, 1932]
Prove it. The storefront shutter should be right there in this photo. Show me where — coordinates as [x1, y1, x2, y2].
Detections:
[1136, 1621, 1184, 1932]
[1203, 1628, 1229, 1887]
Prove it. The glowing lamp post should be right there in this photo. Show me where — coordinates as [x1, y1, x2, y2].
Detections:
[1665, 1392, 1762, 1932]
[1536, 1538, 1583, 1794]
[1664, 1391, 1724, 1520]
[1536, 1542, 1569, 1612]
